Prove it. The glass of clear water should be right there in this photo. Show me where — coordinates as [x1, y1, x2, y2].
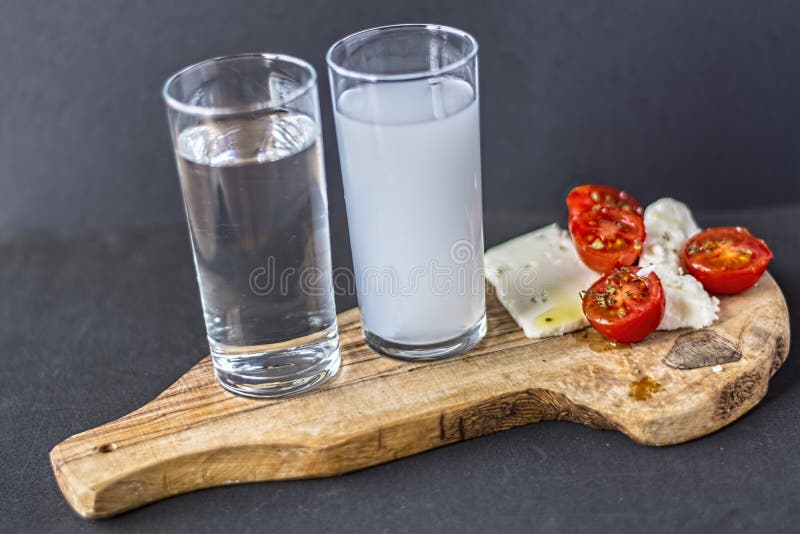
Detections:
[327, 25, 486, 360]
[163, 54, 340, 397]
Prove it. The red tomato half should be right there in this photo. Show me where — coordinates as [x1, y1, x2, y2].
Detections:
[683, 227, 773, 294]
[569, 207, 646, 273]
[566, 184, 644, 220]
[582, 266, 665, 343]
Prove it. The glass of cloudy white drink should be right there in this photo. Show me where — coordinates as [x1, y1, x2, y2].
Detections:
[327, 25, 486, 360]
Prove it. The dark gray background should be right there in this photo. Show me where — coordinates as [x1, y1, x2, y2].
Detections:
[2, 0, 800, 233]
[3, 1, 800, 533]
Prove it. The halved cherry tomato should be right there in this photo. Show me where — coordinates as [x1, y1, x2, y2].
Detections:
[582, 266, 665, 343]
[566, 184, 644, 220]
[683, 227, 773, 294]
[569, 207, 646, 273]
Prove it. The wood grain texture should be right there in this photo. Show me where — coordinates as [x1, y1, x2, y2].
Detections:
[50, 273, 790, 518]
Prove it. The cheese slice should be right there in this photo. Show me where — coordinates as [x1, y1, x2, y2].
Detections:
[639, 198, 719, 330]
[485, 223, 598, 338]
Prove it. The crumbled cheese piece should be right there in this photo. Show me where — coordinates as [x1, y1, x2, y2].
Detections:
[640, 198, 701, 275]
[640, 198, 720, 330]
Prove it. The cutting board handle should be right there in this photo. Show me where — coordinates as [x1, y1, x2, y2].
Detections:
[50, 357, 244, 518]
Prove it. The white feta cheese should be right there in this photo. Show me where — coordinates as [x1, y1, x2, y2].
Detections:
[639, 197, 701, 274]
[485, 224, 598, 338]
[639, 198, 719, 330]
[654, 266, 720, 330]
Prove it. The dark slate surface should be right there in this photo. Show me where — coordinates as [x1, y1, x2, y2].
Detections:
[2, 208, 797, 533]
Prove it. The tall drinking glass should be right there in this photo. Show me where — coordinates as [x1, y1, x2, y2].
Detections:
[163, 54, 340, 397]
[327, 25, 486, 360]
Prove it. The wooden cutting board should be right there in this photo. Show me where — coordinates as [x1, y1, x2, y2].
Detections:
[50, 273, 790, 518]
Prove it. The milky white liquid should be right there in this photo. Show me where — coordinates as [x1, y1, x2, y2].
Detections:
[334, 77, 485, 344]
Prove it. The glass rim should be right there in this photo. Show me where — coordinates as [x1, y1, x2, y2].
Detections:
[326, 23, 479, 83]
[162, 52, 318, 117]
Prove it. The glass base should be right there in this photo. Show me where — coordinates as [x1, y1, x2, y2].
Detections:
[210, 326, 341, 398]
[363, 313, 487, 362]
